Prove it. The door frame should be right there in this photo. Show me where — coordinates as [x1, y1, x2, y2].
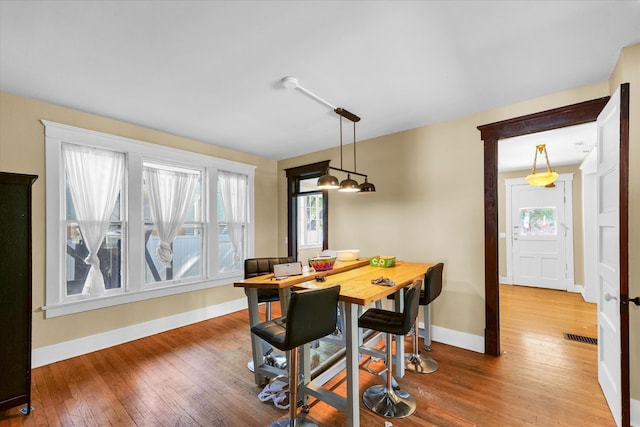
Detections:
[285, 161, 330, 257]
[477, 96, 609, 356]
[478, 92, 630, 425]
[505, 174, 574, 290]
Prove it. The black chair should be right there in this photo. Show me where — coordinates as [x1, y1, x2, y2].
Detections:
[244, 256, 296, 321]
[244, 257, 297, 372]
[358, 280, 422, 418]
[251, 284, 341, 427]
[405, 262, 444, 374]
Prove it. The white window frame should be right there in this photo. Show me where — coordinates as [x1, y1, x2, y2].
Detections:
[297, 192, 323, 249]
[43, 120, 255, 318]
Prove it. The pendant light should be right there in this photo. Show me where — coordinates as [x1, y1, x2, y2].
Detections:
[281, 76, 376, 194]
[317, 172, 340, 189]
[525, 144, 558, 187]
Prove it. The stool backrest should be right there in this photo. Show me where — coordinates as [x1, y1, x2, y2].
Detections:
[421, 262, 444, 305]
[244, 256, 296, 279]
[285, 284, 341, 350]
[401, 279, 423, 335]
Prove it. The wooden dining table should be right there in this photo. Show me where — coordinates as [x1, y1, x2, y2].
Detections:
[234, 259, 433, 427]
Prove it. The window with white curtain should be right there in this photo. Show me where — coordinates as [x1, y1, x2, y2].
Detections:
[143, 162, 204, 284]
[43, 121, 255, 318]
[218, 170, 248, 272]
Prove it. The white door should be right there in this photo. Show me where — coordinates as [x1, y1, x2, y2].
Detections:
[596, 86, 625, 427]
[511, 180, 568, 290]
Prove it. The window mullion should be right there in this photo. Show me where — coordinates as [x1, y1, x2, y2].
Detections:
[127, 152, 144, 292]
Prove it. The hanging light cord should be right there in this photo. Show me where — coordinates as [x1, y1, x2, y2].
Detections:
[531, 144, 553, 175]
[353, 121, 357, 173]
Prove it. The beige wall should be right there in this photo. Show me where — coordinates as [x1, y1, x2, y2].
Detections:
[609, 43, 640, 400]
[278, 82, 609, 339]
[0, 92, 280, 348]
[498, 165, 584, 286]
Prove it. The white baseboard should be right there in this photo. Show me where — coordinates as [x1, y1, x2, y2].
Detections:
[32, 297, 248, 368]
[632, 397, 640, 426]
[420, 322, 485, 354]
[499, 276, 512, 284]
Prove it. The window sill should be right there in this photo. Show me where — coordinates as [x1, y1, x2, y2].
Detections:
[41, 274, 242, 318]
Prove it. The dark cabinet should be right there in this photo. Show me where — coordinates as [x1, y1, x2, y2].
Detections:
[0, 172, 37, 415]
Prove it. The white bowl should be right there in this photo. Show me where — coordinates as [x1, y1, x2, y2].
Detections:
[336, 249, 360, 261]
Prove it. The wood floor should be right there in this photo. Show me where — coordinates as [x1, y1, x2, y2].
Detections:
[1, 285, 614, 426]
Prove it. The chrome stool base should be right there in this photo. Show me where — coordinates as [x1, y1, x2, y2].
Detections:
[269, 415, 317, 427]
[362, 384, 416, 418]
[405, 353, 438, 374]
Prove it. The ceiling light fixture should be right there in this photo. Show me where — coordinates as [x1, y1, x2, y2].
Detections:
[525, 144, 558, 187]
[281, 76, 375, 193]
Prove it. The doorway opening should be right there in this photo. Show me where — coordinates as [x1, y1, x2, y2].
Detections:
[285, 161, 330, 261]
[477, 96, 609, 356]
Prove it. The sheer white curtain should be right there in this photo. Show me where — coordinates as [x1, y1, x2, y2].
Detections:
[63, 143, 125, 296]
[218, 170, 248, 266]
[143, 165, 199, 267]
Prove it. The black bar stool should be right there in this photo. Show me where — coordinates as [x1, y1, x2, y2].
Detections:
[251, 284, 341, 427]
[244, 257, 296, 321]
[405, 262, 444, 374]
[245, 256, 296, 371]
[358, 280, 422, 418]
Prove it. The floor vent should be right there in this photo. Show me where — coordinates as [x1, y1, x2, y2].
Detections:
[563, 333, 597, 345]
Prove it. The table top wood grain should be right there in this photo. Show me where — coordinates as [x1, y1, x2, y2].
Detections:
[235, 259, 433, 306]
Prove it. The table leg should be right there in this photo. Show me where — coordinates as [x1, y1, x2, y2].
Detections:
[344, 302, 360, 427]
[278, 287, 291, 312]
[246, 288, 267, 385]
[393, 289, 405, 378]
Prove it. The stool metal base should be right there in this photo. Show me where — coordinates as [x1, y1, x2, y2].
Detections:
[405, 353, 438, 374]
[363, 384, 416, 418]
[269, 414, 317, 427]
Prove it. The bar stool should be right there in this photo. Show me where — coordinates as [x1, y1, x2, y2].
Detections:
[358, 280, 422, 418]
[405, 262, 444, 374]
[245, 256, 296, 371]
[244, 257, 296, 321]
[251, 284, 341, 427]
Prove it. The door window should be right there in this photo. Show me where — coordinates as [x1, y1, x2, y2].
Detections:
[519, 207, 557, 236]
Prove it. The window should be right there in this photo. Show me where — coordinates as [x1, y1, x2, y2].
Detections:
[217, 170, 249, 272]
[519, 207, 557, 236]
[43, 121, 255, 317]
[63, 143, 125, 298]
[143, 162, 204, 284]
[297, 192, 323, 248]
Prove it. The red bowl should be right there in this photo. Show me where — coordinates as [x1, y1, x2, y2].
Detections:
[309, 256, 336, 271]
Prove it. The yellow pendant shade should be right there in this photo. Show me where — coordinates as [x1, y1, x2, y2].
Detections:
[525, 171, 558, 186]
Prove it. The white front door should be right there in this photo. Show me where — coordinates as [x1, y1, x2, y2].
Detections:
[596, 86, 624, 427]
[509, 178, 569, 290]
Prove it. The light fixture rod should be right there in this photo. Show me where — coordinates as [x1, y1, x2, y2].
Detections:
[328, 166, 367, 179]
[294, 84, 337, 110]
[281, 76, 361, 122]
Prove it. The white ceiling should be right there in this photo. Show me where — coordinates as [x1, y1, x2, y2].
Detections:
[499, 122, 597, 172]
[1, 1, 639, 160]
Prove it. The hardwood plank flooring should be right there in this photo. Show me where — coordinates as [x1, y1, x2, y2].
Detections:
[1, 285, 614, 426]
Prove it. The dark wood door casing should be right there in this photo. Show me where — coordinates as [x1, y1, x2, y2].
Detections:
[477, 96, 610, 357]
[284, 161, 330, 258]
